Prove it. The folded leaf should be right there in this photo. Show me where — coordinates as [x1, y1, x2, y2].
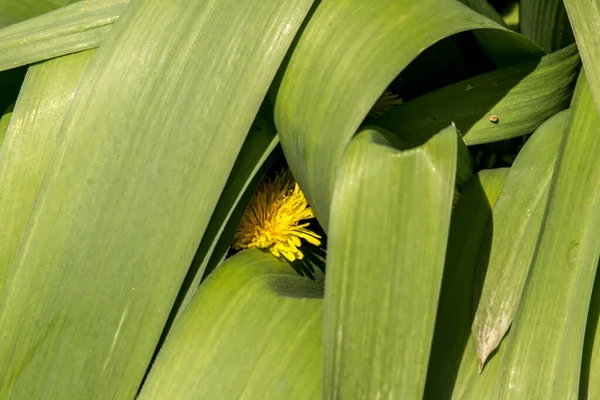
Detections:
[325, 125, 457, 399]
[273, 0, 542, 230]
[139, 249, 322, 399]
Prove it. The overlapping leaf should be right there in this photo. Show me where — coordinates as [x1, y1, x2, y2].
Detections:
[425, 167, 509, 399]
[472, 109, 568, 370]
[272, 0, 542, 230]
[0, 0, 314, 397]
[493, 71, 600, 399]
[0, 50, 95, 295]
[325, 126, 457, 399]
[139, 249, 322, 399]
[172, 107, 279, 322]
[372, 45, 579, 146]
[0, 0, 127, 72]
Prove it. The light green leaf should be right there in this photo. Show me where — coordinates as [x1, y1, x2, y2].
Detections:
[472, 108, 568, 370]
[372, 44, 579, 146]
[424, 167, 508, 398]
[273, 0, 542, 230]
[171, 107, 279, 322]
[0, 102, 13, 147]
[324, 126, 457, 399]
[580, 261, 600, 399]
[493, 71, 600, 399]
[0, 50, 95, 295]
[520, 0, 574, 53]
[563, 0, 600, 112]
[0, 0, 314, 398]
[0, 0, 70, 28]
[139, 249, 322, 399]
[0, 0, 127, 73]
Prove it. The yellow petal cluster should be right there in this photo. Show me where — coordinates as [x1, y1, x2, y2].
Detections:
[232, 170, 321, 261]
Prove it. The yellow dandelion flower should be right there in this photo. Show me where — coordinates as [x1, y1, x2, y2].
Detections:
[232, 170, 322, 261]
[368, 90, 403, 118]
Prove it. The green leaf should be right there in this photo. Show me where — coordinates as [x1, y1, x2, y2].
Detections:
[273, 0, 543, 230]
[171, 106, 279, 323]
[424, 167, 509, 398]
[0, 0, 314, 398]
[0, 50, 95, 295]
[139, 249, 322, 399]
[324, 125, 457, 399]
[372, 44, 580, 146]
[472, 108, 568, 370]
[0, 102, 13, 147]
[581, 260, 600, 399]
[563, 0, 600, 111]
[0, 0, 127, 73]
[0, 0, 70, 28]
[493, 71, 600, 399]
[520, 0, 575, 53]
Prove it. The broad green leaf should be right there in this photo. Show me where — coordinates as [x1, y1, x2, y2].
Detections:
[171, 106, 279, 323]
[493, 71, 600, 399]
[581, 261, 600, 399]
[139, 249, 322, 399]
[0, 102, 13, 147]
[324, 126, 457, 399]
[563, 0, 600, 112]
[0, 0, 70, 28]
[0, 50, 95, 295]
[0, 0, 127, 73]
[0, 0, 314, 398]
[520, 0, 574, 53]
[472, 109, 568, 370]
[424, 167, 509, 398]
[273, 0, 542, 230]
[373, 44, 579, 146]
